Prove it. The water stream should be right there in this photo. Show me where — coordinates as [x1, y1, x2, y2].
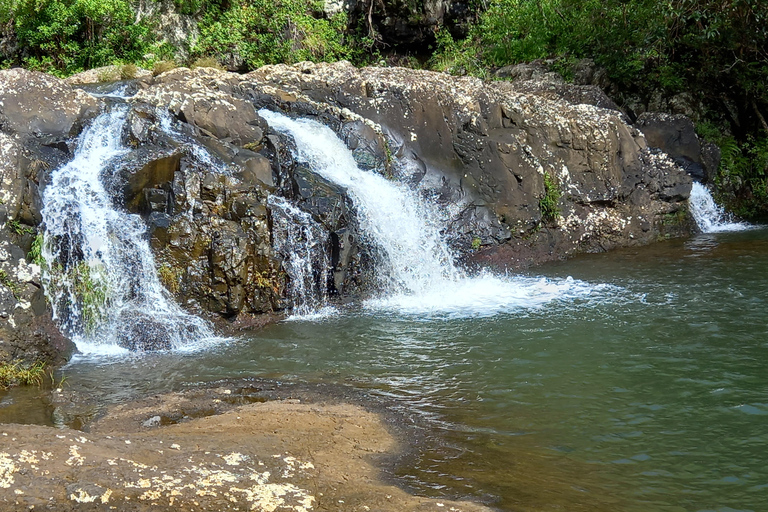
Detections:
[40, 107, 218, 355]
[259, 110, 613, 318]
[689, 182, 753, 233]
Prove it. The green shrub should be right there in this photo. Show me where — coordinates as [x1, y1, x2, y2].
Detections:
[4, 0, 156, 76]
[539, 172, 561, 223]
[193, 0, 369, 70]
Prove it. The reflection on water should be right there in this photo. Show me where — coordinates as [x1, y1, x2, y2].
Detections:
[7, 228, 768, 511]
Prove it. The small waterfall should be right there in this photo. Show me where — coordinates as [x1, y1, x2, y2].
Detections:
[41, 107, 216, 354]
[260, 110, 462, 296]
[268, 195, 333, 317]
[689, 182, 752, 233]
[260, 110, 612, 318]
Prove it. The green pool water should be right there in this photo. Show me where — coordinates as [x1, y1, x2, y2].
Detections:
[7, 228, 767, 511]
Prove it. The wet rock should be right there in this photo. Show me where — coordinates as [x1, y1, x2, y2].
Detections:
[113, 310, 176, 351]
[636, 112, 708, 182]
[249, 62, 691, 265]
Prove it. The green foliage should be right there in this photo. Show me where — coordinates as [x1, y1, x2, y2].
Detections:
[193, 0, 371, 70]
[0, 361, 46, 389]
[28, 232, 44, 266]
[4, 0, 157, 75]
[0, 269, 20, 299]
[471, 237, 482, 250]
[6, 218, 34, 236]
[716, 134, 768, 217]
[539, 172, 561, 223]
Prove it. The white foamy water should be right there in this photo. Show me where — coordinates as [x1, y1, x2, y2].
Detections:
[689, 182, 753, 233]
[268, 195, 334, 316]
[260, 110, 615, 319]
[41, 107, 221, 355]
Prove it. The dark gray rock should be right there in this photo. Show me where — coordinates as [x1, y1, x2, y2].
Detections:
[0, 68, 101, 138]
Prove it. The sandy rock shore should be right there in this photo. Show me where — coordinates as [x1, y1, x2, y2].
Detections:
[0, 386, 491, 512]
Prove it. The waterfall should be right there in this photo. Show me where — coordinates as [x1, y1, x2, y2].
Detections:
[268, 195, 333, 317]
[260, 110, 612, 319]
[689, 182, 752, 233]
[41, 107, 217, 355]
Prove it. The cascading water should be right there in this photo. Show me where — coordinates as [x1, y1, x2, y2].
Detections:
[268, 195, 333, 317]
[260, 110, 613, 318]
[41, 107, 217, 355]
[689, 182, 752, 233]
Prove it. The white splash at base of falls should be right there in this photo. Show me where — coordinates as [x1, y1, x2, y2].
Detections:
[260, 110, 617, 320]
[689, 182, 753, 233]
[41, 107, 223, 355]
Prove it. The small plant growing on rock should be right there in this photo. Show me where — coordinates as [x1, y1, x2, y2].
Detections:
[0, 361, 47, 389]
[152, 60, 177, 76]
[539, 172, 561, 223]
[120, 63, 139, 79]
[28, 232, 44, 266]
[97, 66, 121, 82]
[471, 237, 482, 250]
[157, 264, 181, 294]
[0, 269, 20, 299]
[190, 57, 225, 71]
[6, 218, 34, 236]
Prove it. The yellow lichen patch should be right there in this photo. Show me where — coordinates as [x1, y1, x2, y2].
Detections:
[230, 482, 315, 512]
[69, 488, 98, 503]
[66, 445, 84, 466]
[101, 489, 112, 503]
[223, 452, 246, 466]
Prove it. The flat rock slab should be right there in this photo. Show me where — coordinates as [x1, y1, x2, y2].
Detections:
[0, 390, 490, 512]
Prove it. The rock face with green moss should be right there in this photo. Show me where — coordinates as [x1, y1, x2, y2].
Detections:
[0, 69, 82, 365]
[0, 64, 693, 363]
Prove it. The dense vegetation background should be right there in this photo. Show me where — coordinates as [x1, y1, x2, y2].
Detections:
[1, 0, 766, 217]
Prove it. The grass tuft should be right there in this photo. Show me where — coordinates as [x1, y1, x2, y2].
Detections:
[0, 361, 47, 389]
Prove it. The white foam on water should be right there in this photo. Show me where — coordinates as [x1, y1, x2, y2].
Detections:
[260, 110, 616, 320]
[366, 273, 618, 319]
[689, 182, 753, 233]
[268, 195, 335, 316]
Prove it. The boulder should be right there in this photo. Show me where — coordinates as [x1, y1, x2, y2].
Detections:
[635, 112, 711, 183]
[0, 68, 100, 138]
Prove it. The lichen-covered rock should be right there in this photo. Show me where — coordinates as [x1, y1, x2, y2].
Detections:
[0, 68, 100, 138]
[246, 61, 692, 266]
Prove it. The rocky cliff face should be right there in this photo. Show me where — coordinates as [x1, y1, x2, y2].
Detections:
[0, 63, 693, 363]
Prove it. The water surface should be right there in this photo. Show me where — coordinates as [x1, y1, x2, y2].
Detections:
[29, 228, 768, 511]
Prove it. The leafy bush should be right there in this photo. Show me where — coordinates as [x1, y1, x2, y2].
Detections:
[2, 0, 158, 75]
[192, 0, 369, 70]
